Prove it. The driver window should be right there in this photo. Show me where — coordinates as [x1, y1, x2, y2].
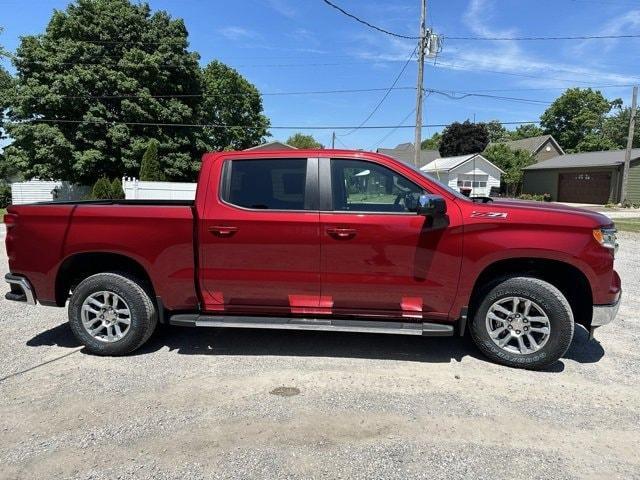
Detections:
[330, 159, 426, 213]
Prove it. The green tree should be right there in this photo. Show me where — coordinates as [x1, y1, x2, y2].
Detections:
[540, 88, 622, 152]
[439, 121, 490, 157]
[6, 0, 212, 183]
[139, 139, 165, 181]
[420, 132, 441, 150]
[485, 120, 509, 143]
[111, 178, 125, 199]
[602, 107, 640, 150]
[199, 61, 270, 152]
[0, 28, 14, 177]
[285, 133, 323, 149]
[483, 144, 536, 196]
[508, 124, 544, 140]
[91, 177, 113, 199]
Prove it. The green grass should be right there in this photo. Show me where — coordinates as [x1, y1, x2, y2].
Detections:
[615, 218, 640, 233]
[0, 208, 6, 220]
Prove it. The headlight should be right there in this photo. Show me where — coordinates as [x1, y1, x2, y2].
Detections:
[593, 227, 618, 253]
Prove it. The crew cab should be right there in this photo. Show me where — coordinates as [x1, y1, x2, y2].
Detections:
[4, 150, 621, 369]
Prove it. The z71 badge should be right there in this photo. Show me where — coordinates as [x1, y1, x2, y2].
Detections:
[471, 211, 508, 219]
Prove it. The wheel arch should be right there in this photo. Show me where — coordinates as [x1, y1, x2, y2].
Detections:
[55, 252, 156, 307]
[468, 257, 593, 330]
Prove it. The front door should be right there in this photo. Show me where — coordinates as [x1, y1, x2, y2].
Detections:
[319, 158, 463, 320]
[199, 157, 321, 315]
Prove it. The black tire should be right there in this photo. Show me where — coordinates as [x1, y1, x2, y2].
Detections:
[470, 277, 574, 370]
[68, 272, 157, 356]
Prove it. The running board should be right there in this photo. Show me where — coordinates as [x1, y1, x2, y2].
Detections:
[169, 314, 454, 337]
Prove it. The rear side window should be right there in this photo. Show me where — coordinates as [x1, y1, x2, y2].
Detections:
[223, 159, 308, 210]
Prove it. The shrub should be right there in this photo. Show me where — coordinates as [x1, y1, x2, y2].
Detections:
[139, 140, 165, 181]
[111, 178, 125, 199]
[91, 177, 114, 199]
[0, 182, 11, 208]
[517, 193, 546, 202]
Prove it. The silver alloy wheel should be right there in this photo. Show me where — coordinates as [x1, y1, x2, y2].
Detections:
[81, 291, 132, 343]
[485, 296, 551, 355]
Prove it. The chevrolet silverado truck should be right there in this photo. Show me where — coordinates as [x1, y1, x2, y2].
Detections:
[4, 149, 621, 369]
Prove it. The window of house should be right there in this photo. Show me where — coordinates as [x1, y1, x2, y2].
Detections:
[330, 159, 426, 213]
[457, 174, 488, 189]
[224, 159, 308, 210]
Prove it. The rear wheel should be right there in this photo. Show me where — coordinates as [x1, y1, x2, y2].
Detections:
[470, 277, 574, 369]
[68, 272, 157, 355]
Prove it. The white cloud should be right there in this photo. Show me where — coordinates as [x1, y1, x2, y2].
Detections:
[218, 26, 258, 41]
[436, 0, 639, 87]
[572, 9, 640, 54]
[267, 0, 297, 19]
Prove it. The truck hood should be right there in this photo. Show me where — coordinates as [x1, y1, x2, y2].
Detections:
[469, 198, 614, 227]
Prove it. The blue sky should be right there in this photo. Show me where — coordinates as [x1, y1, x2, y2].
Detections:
[1, 0, 640, 150]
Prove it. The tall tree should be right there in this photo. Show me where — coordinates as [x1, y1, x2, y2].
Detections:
[139, 139, 164, 181]
[0, 27, 13, 178]
[508, 124, 544, 140]
[540, 88, 621, 153]
[6, 0, 204, 183]
[603, 107, 640, 150]
[485, 120, 509, 143]
[285, 133, 323, 149]
[483, 144, 536, 196]
[420, 132, 441, 150]
[199, 61, 269, 152]
[439, 121, 490, 157]
[4, 0, 269, 184]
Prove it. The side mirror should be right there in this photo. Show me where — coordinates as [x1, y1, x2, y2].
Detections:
[417, 194, 449, 230]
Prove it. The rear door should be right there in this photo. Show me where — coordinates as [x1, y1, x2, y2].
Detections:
[199, 156, 322, 315]
[319, 157, 463, 320]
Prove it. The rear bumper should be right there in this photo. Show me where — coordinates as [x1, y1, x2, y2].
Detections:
[592, 292, 621, 327]
[4, 273, 37, 305]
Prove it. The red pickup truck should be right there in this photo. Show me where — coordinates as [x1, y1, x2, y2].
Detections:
[4, 149, 621, 369]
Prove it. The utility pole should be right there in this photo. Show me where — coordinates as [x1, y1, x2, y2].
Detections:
[413, 0, 427, 167]
[621, 85, 637, 204]
[332, 131, 336, 149]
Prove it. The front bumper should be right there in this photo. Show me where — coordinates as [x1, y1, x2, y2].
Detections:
[4, 273, 37, 305]
[591, 292, 621, 330]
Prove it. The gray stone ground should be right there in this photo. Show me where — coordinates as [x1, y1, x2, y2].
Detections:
[1, 226, 638, 480]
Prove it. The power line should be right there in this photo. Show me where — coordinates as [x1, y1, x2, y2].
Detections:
[9, 86, 416, 100]
[369, 107, 417, 150]
[445, 34, 640, 41]
[339, 46, 417, 136]
[7, 87, 558, 105]
[320, 0, 418, 40]
[426, 89, 552, 105]
[6, 118, 541, 130]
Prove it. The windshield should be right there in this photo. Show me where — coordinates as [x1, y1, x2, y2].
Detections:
[402, 161, 471, 201]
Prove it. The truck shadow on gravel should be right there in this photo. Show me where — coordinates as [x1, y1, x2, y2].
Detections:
[27, 322, 604, 372]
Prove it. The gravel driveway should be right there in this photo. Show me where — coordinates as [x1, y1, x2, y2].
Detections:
[1, 228, 639, 480]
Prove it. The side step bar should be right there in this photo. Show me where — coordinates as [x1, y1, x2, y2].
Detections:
[169, 314, 454, 337]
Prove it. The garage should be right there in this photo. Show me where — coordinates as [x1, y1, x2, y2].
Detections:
[523, 149, 640, 204]
[558, 171, 612, 204]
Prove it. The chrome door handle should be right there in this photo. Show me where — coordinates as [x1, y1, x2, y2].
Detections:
[209, 226, 238, 237]
[326, 227, 357, 239]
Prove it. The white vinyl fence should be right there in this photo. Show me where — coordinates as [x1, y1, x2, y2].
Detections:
[122, 177, 197, 200]
[11, 180, 90, 205]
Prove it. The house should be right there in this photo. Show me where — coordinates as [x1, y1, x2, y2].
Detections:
[245, 141, 297, 151]
[421, 153, 503, 197]
[377, 143, 440, 169]
[492, 134, 564, 162]
[522, 149, 640, 204]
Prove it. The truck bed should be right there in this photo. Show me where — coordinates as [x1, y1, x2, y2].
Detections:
[5, 201, 198, 311]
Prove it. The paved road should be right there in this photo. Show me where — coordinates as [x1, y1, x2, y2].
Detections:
[1, 229, 639, 480]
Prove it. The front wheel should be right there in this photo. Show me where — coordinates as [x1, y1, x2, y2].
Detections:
[470, 277, 574, 370]
[68, 272, 157, 355]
